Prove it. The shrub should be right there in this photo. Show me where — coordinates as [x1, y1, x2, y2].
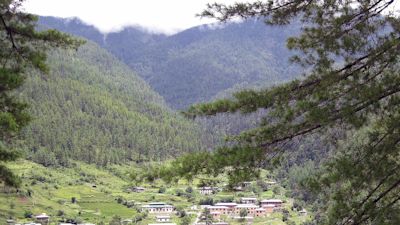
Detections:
[57, 210, 65, 216]
[185, 186, 193, 193]
[158, 186, 166, 193]
[24, 211, 33, 218]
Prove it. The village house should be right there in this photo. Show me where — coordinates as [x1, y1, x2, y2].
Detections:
[206, 206, 230, 215]
[232, 186, 243, 192]
[35, 213, 50, 225]
[260, 199, 283, 209]
[233, 204, 258, 216]
[208, 203, 266, 218]
[299, 209, 308, 216]
[262, 204, 275, 214]
[214, 202, 237, 210]
[198, 186, 217, 195]
[240, 197, 257, 204]
[142, 202, 175, 214]
[233, 182, 252, 191]
[156, 215, 171, 223]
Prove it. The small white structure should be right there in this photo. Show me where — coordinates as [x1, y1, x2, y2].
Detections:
[299, 209, 308, 216]
[233, 186, 243, 191]
[35, 213, 50, 225]
[132, 186, 146, 192]
[156, 215, 171, 222]
[240, 197, 257, 204]
[142, 202, 174, 214]
[198, 187, 215, 195]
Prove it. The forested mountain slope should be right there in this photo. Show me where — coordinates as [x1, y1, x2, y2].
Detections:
[18, 41, 209, 166]
[39, 17, 301, 109]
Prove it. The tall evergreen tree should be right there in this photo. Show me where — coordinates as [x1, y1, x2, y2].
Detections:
[0, 0, 81, 186]
[165, 0, 400, 224]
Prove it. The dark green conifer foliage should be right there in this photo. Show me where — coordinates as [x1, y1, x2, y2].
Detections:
[0, 0, 81, 186]
[165, 0, 400, 224]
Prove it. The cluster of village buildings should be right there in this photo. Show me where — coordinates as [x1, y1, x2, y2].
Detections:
[7, 180, 308, 225]
[138, 197, 286, 224]
[201, 198, 284, 220]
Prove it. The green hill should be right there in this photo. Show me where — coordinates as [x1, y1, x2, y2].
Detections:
[17, 41, 210, 166]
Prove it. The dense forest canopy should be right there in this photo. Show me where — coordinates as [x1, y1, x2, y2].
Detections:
[18, 41, 211, 166]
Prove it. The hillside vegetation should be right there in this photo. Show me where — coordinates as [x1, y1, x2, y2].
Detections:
[17, 41, 210, 166]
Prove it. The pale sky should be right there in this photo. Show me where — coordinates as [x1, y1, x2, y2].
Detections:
[23, 0, 242, 34]
[23, 0, 400, 35]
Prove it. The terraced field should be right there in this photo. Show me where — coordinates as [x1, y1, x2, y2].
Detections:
[1, 160, 311, 224]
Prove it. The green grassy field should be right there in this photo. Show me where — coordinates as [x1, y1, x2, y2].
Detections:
[0, 160, 311, 225]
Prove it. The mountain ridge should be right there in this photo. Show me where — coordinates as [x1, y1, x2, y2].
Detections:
[39, 16, 302, 109]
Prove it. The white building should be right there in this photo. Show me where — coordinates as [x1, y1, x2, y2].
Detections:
[132, 186, 146, 192]
[299, 209, 308, 216]
[240, 197, 257, 204]
[35, 213, 50, 225]
[156, 215, 171, 222]
[198, 187, 216, 195]
[142, 202, 174, 214]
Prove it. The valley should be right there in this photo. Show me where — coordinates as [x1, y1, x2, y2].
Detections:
[2, 1, 396, 224]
